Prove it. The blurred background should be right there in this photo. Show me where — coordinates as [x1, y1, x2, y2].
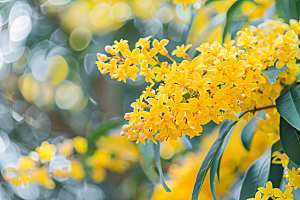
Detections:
[0, 0, 285, 199]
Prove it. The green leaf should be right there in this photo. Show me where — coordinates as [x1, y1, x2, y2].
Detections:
[216, 154, 222, 183]
[209, 120, 236, 200]
[280, 117, 300, 165]
[188, 13, 226, 58]
[262, 62, 288, 85]
[275, 0, 293, 22]
[140, 161, 160, 184]
[222, 0, 247, 43]
[183, 9, 198, 45]
[86, 117, 126, 156]
[268, 140, 283, 188]
[154, 143, 171, 193]
[204, 0, 227, 6]
[249, 5, 275, 26]
[191, 117, 239, 200]
[276, 83, 300, 131]
[239, 149, 271, 200]
[241, 111, 265, 151]
[138, 141, 155, 166]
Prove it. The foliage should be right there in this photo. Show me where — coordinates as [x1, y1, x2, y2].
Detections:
[2, 0, 300, 200]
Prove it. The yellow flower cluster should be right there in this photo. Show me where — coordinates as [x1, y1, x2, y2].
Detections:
[251, 155, 300, 200]
[96, 19, 300, 145]
[3, 137, 87, 188]
[86, 134, 139, 183]
[250, 181, 294, 200]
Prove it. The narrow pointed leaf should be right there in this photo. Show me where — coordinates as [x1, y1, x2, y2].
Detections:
[191, 118, 238, 200]
[210, 120, 235, 200]
[183, 9, 198, 45]
[188, 13, 226, 58]
[140, 161, 160, 184]
[216, 154, 222, 183]
[241, 111, 265, 151]
[239, 149, 271, 200]
[280, 117, 300, 165]
[268, 140, 283, 188]
[138, 141, 155, 166]
[276, 83, 300, 131]
[154, 143, 171, 193]
[222, 0, 246, 43]
[181, 136, 193, 151]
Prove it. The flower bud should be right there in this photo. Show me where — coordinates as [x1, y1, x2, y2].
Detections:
[100, 54, 108, 61]
[122, 125, 130, 132]
[105, 45, 113, 53]
[124, 113, 131, 120]
[136, 122, 144, 128]
[97, 53, 101, 60]
[120, 131, 127, 136]
[102, 69, 108, 75]
[127, 135, 133, 141]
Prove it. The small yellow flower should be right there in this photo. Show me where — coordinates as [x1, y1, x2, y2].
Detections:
[140, 106, 161, 130]
[247, 191, 263, 200]
[18, 156, 36, 170]
[112, 39, 129, 53]
[139, 48, 158, 65]
[258, 181, 277, 200]
[272, 151, 289, 167]
[172, 44, 192, 58]
[140, 61, 156, 83]
[274, 187, 294, 200]
[276, 51, 297, 69]
[204, 89, 231, 110]
[135, 36, 152, 49]
[36, 141, 56, 162]
[33, 167, 55, 189]
[69, 161, 85, 180]
[153, 39, 169, 55]
[58, 139, 74, 157]
[73, 136, 87, 154]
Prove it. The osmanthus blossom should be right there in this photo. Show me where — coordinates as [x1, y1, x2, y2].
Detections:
[95, 18, 300, 200]
[95, 19, 300, 145]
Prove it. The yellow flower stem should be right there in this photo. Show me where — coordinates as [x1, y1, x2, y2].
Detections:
[184, 54, 192, 62]
[250, 104, 276, 114]
[238, 104, 276, 119]
[165, 54, 175, 62]
[245, 45, 249, 54]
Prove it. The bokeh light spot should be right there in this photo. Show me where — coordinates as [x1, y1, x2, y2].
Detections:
[110, 3, 131, 22]
[10, 15, 31, 42]
[55, 81, 84, 110]
[69, 27, 92, 51]
[46, 55, 69, 85]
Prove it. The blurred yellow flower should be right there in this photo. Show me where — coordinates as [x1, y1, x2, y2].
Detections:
[36, 141, 57, 162]
[73, 136, 88, 154]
